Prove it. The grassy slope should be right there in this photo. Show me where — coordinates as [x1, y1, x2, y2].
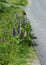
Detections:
[6, 0, 27, 6]
[0, 0, 35, 65]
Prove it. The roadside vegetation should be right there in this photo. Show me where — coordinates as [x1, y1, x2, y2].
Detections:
[6, 0, 27, 6]
[0, 0, 35, 65]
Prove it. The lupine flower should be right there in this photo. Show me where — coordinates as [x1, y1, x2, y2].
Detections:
[18, 24, 20, 34]
[18, 24, 22, 38]
[13, 28, 16, 36]
[16, 13, 18, 18]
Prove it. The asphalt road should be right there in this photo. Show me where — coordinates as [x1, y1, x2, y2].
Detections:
[25, 0, 46, 65]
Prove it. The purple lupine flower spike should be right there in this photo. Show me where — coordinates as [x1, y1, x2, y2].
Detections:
[18, 24, 22, 38]
[16, 13, 18, 18]
[18, 24, 20, 34]
[13, 28, 16, 36]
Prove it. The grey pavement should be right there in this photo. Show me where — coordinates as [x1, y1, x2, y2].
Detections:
[25, 0, 46, 65]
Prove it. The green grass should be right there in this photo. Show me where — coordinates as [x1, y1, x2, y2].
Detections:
[6, 0, 27, 6]
[26, 47, 35, 62]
